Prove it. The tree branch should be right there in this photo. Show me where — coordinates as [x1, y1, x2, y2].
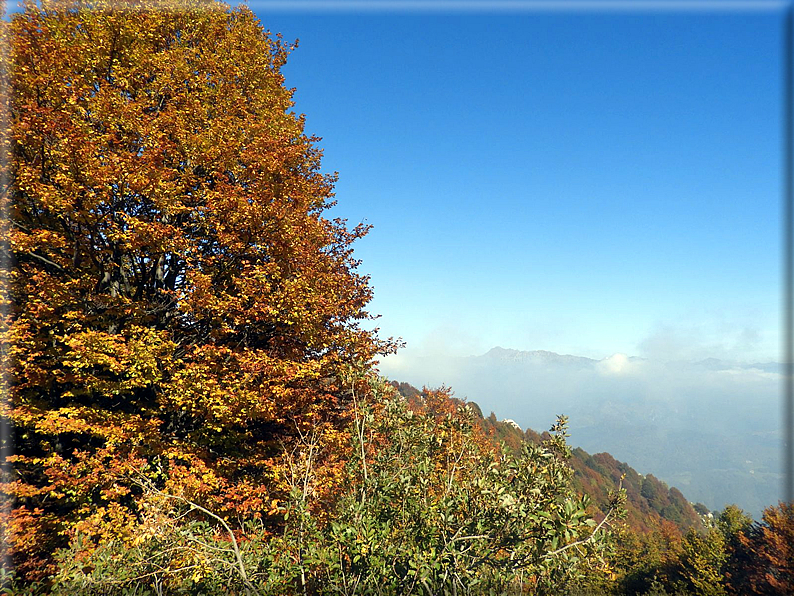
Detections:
[544, 480, 624, 560]
[132, 477, 261, 596]
[19, 250, 66, 272]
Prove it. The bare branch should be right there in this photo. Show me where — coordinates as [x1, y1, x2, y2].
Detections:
[20, 250, 66, 272]
[130, 476, 261, 596]
[544, 479, 624, 560]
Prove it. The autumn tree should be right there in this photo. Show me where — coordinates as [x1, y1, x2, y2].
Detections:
[668, 527, 728, 595]
[716, 504, 754, 594]
[733, 502, 794, 595]
[2, 0, 388, 581]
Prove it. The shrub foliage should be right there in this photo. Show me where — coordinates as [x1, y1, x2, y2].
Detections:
[47, 379, 618, 595]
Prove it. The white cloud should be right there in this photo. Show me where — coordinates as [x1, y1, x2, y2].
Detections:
[596, 352, 632, 375]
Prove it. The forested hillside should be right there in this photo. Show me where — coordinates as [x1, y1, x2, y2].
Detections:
[391, 383, 794, 596]
[392, 382, 702, 534]
[386, 348, 781, 520]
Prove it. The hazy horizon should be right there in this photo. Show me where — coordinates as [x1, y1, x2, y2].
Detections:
[378, 342, 783, 519]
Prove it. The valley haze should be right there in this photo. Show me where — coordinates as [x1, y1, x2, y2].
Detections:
[378, 346, 782, 520]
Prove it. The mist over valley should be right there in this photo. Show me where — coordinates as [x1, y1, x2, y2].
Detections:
[380, 346, 782, 519]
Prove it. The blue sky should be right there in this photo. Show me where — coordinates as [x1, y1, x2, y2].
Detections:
[252, 4, 783, 364]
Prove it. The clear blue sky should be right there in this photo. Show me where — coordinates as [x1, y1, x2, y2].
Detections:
[252, 3, 783, 363]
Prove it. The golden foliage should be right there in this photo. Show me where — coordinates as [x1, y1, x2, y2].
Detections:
[3, 0, 387, 580]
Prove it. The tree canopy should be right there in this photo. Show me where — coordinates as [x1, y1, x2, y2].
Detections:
[3, 0, 386, 579]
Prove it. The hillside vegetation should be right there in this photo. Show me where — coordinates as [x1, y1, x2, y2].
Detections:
[391, 381, 702, 535]
[391, 383, 794, 596]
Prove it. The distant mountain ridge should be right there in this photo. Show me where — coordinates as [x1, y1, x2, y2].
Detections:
[484, 346, 597, 367]
[692, 357, 783, 374]
[484, 346, 778, 372]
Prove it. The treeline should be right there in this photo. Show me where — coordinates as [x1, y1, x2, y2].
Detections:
[603, 501, 794, 595]
[6, 379, 622, 594]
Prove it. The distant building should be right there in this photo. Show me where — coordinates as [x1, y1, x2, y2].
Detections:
[501, 419, 522, 431]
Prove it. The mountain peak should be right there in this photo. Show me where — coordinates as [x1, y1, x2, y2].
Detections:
[484, 347, 596, 366]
